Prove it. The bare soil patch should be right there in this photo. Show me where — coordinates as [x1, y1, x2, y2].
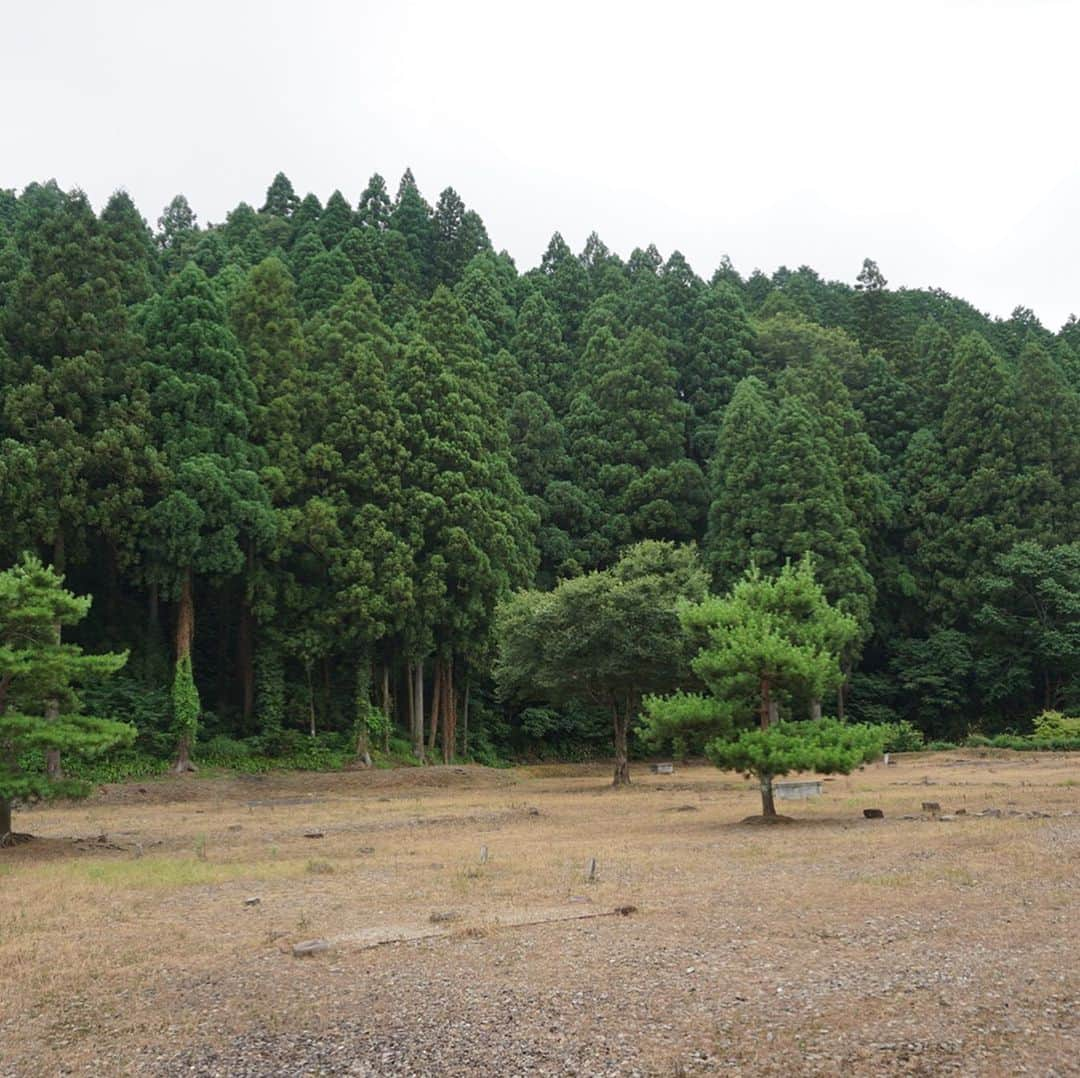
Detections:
[1, 751, 1077, 1076]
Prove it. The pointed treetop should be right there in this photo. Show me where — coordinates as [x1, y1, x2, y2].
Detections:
[262, 172, 299, 218]
[855, 258, 887, 292]
[357, 173, 391, 229]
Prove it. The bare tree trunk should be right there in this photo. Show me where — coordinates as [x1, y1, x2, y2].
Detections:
[176, 568, 194, 662]
[412, 659, 425, 762]
[1, 796, 12, 842]
[428, 658, 442, 754]
[612, 701, 631, 786]
[406, 662, 415, 747]
[306, 664, 317, 738]
[216, 601, 230, 718]
[462, 676, 470, 756]
[759, 774, 777, 817]
[837, 661, 850, 721]
[810, 699, 822, 721]
[382, 664, 392, 752]
[145, 580, 161, 682]
[440, 656, 453, 769]
[238, 601, 255, 724]
[322, 657, 333, 726]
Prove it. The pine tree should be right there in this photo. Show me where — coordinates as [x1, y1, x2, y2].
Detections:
[0, 555, 131, 843]
[642, 557, 871, 817]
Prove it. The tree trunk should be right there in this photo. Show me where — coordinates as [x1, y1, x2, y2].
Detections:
[759, 774, 777, 817]
[462, 676, 470, 756]
[837, 661, 850, 721]
[172, 733, 193, 773]
[412, 659, 425, 762]
[428, 659, 442, 754]
[238, 602, 255, 725]
[355, 659, 373, 767]
[322, 657, 333, 726]
[145, 581, 161, 682]
[0, 797, 12, 843]
[381, 664, 392, 752]
[759, 676, 772, 730]
[612, 702, 630, 786]
[45, 695, 62, 781]
[306, 664, 317, 738]
[810, 699, 822, 721]
[215, 599, 230, 718]
[176, 568, 194, 662]
[169, 571, 199, 775]
[768, 699, 779, 726]
[442, 659, 455, 765]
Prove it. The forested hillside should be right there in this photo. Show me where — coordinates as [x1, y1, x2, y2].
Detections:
[1, 172, 1077, 765]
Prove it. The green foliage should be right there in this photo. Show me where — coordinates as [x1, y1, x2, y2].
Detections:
[171, 655, 199, 746]
[644, 557, 867, 814]
[1032, 710, 1080, 740]
[705, 718, 885, 780]
[875, 719, 925, 753]
[496, 541, 707, 781]
[0, 556, 131, 826]
[3, 171, 1078, 777]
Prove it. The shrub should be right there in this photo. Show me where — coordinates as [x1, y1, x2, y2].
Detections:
[200, 735, 253, 764]
[877, 720, 925, 753]
[1033, 710, 1080, 740]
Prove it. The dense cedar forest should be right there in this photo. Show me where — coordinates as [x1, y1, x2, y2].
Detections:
[1, 171, 1078, 768]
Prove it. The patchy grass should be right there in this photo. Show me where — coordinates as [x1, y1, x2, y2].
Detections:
[1, 751, 1077, 1076]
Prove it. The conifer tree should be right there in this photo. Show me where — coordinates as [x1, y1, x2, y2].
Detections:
[261, 172, 299, 219]
[357, 173, 392, 229]
[140, 264, 274, 769]
[390, 169, 435, 287]
[156, 194, 198, 273]
[642, 558, 875, 817]
[0, 555, 131, 843]
[394, 287, 537, 757]
[318, 190, 354, 250]
[298, 248, 355, 315]
[100, 190, 157, 303]
[681, 282, 756, 460]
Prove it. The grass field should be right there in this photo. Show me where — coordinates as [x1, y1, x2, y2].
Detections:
[1, 750, 1077, 1076]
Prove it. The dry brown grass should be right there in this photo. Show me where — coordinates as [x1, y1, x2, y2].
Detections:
[1, 750, 1077, 1076]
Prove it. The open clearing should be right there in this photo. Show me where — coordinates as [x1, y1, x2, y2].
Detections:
[1, 751, 1077, 1077]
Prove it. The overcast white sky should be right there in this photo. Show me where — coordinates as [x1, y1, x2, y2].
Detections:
[4, 0, 1078, 328]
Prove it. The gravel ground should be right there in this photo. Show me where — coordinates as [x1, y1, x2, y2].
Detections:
[2, 754, 1077, 1077]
